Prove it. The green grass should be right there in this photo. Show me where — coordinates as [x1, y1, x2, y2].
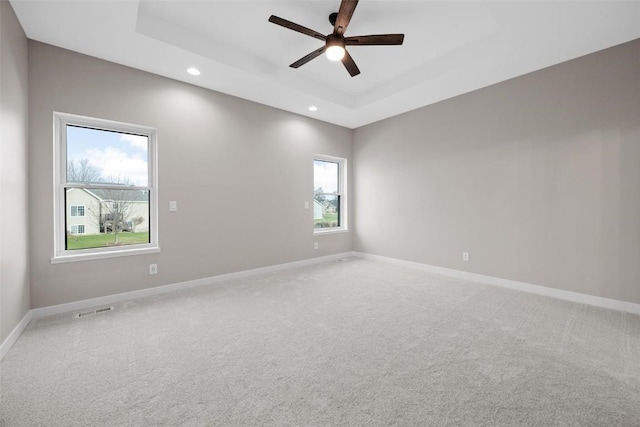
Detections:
[314, 213, 339, 228]
[67, 232, 149, 250]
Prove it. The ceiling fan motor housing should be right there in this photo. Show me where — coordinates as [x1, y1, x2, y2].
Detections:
[326, 34, 345, 49]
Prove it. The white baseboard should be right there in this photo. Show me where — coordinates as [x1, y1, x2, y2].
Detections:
[353, 252, 640, 315]
[1, 252, 354, 362]
[30, 252, 355, 319]
[0, 310, 33, 362]
[4, 250, 638, 362]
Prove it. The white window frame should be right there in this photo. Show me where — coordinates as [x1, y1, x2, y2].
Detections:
[52, 112, 159, 263]
[313, 154, 348, 234]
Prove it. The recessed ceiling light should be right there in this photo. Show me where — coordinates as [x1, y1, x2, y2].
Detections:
[308, 106, 318, 112]
[187, 67, 201, 76]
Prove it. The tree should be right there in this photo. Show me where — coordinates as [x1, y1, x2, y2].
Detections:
[67, 158, 102, 183]
[314, 187, 326, 203]
[90, 177, 145, 245]
[327, 195, 339, 211]
[101, 189, 137, 244]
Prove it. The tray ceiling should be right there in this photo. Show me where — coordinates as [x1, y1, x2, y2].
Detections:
[10, 1, 640, 128]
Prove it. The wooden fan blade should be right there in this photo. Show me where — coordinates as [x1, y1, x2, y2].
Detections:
[345, 34, 405, 46]
[334, 0, 359, 36]
[269, 15, 327, 42]
[341, 49, 360, 77]
[290, 46, 327, 68]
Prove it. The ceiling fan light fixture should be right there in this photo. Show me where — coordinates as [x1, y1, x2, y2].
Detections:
[269, 1, 404, 76]
[325, 35, 346, 61]
[326, 45, 345, 61]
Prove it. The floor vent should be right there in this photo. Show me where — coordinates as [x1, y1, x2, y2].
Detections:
[74, 306, 114, 319]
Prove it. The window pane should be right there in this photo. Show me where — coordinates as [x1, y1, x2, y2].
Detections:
[314, 160, 338, 194]
[65, 188, 150, 250]
[66, 125, 149, 186]
[314, 194, 340, 229]
[70, 224, 85, 234]
[70, 205, 85, 217]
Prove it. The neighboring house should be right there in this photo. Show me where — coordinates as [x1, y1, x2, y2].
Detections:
[313, 199, 324, 220]
[65, 188, 149, 235]
[323, 200, 337, 214]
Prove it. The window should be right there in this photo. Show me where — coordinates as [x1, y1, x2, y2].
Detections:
[314, 155, 347, 233]
[70, 205, 85, 217]
[53, 112, 158, 262]
[70, 225, 85, 235]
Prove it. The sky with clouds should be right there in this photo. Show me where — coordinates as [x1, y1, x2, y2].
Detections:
[314, 160, 339, 194]
[66, 125, 149, 186]
[68, 125, 338, 192]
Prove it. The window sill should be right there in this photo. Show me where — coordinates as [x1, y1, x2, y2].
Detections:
[314, 228, 349, 236]
[51, 246, 160, 264]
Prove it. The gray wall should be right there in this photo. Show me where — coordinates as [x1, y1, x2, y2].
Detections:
[29, 42, 352, 308]
[0, 1, 30, 343]
[354, 39, 640, 304]
[14, 29, 640, 314]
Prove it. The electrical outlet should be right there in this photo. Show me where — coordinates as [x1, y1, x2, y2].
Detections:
[304, 201, 309, 209]
[462, 252, 470, 262]
[149, 264, 158, 275]
[314, 242, 319, 250]
[169, 201, 177, 212]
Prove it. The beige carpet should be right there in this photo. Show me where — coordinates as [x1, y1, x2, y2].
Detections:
[1, 257, 639, 426]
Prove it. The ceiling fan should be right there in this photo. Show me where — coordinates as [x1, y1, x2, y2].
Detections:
[268, 0, 404, 77]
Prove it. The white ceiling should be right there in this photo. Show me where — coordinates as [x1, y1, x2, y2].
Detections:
[10, 0, 640, 129]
